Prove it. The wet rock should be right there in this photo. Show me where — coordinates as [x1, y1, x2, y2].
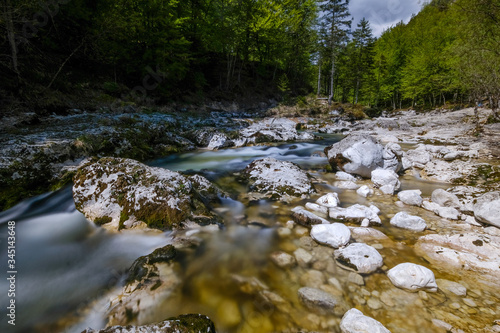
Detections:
[431, 189, 461, 208]
[230, 274, 268, 295]
[347, 272, 365, 286]
[474, 191, 500, 228]
[107, 245, 182, 326]
[73, 157, 222, 231]
[329, 204, 382, 226]
[349, 227, 388, 241]
[324, 134, 386, 178]
[335, 180, 360, 190]
[415, 232, 500, 288]
[207, 132, 234, 150]
[316, 192, 340, 208]
[294, 248, 313, 267]
[422, 201, 460, 220]
[270, 251, 296, 268]
[305, 202, 329, 216]
[310, 223, 351, 248]
[390, 212, 427, 232]
[371, 169, 401, 195]
[239, 118, 309, 143]
[243, 158, 315, 200]
[336, 171, 358, 181]
[340, 308, 391, 333]
[300, 270, 326, 288]
[387, 263, 438, 292]
[292, 206, 330, 227]
[397, 190, 423, 206]
[83, 314, 216, 333]
[334, 243, 383, 274]
[435, 279, 467, 296]
[356, 185, 374, 198]
[298, 287, 338, 313]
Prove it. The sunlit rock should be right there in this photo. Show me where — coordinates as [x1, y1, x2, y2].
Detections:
[292, 206, 330, 227]
[334, 243, 383, 274]
[474, 191, 500, 228]
[390, 212, 427, 232]
[387, 263, 438, 292]
[340, 308, 391, 333]
[316, 192, 340, 208]
[310, 223, 351, 248]
[329, 204, 381, 226]
[356, 185, 374, 198]
[397, 190, 423, 206]
[371, 169, 401, 195]
[431, 189, 461, 208]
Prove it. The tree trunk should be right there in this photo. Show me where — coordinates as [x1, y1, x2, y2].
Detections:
[317, 58, 321, 96]
[329, 55, 335, 105]
[3, 0, 20, 85]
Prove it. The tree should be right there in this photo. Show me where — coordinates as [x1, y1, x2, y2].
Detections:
[318, 0, 351, 103]
[351, 17, 374, 104]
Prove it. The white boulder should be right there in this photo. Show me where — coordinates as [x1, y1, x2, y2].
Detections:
[390, 212, 427, 232]
[340, 308, 391, 333]
[334, 243, 383, 274]
[311, 223, 351, 248]
[371, 169, 401, 195]
[397, 190, 423, 206]
[387, 263, 438, 292]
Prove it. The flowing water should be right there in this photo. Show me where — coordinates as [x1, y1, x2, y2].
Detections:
[1, 137, 499, 333]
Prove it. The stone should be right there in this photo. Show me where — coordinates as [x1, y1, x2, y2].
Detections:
[316, 192, 340, 208]
[270, 251, 296, 268]
[367, 298, 383, 310]
[292, 206, 330, 227]
[294, 248, 313, 267]
[305, 202, 329, 216]
[463, 298, 477, 307]
[217, 299, 242, 327]
[387, 263, 438, 292]
[243, 157, 315, 200]
[73, 157, 222, 231]
[334, 243, 384, 274]
[83, 314, 216, 333]
[348, 272, 365, 285]
[435, 279, 467, 296]
[324, 134, 385, 178]
[390, 212, 427, 232]
[356, 185, 374, 198]
[402, 149, 432, 169]
[239, 118, 307, 143]
[335, 181, 360, 190]
[336, 171, 358, 181]
[310, 223, 351, 248]
[397, 190, 423, 206]
[340, 308, 391, 333]
[329, 204, 382, 226]
[349, 227, 388, 241]
[422, 201, 460, 220]
[300, 270, 326, 288]
[474, 191, 500, 228]
[371, 169, 401, 195]
[431, 189, 461, 208]
[298, 287, 337, 312]
[207, 132, 234, 150]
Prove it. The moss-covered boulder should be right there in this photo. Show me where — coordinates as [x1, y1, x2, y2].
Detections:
[73, 157, 224, 231]
[241, 157, 315, 201]
[83, 314, 216, 333]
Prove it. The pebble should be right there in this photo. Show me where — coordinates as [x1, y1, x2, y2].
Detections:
[450, 302, 461, 310]
[462, 298, 477, 307]
[347, 272, 364, 286]
[367, 298, 383, 310]
[418, 291, 428, 300]
[436, 279, 467, 296]
[328, 277, 342, 290]
[380, 291, 395, 307]
[277, 227, 292, 237]
[294, 248, 313, 267]
[353, 295, 366, 305]
[300, 270, 325, 288]
[295, 226, 309, 237]
[270, 251, 296, 268]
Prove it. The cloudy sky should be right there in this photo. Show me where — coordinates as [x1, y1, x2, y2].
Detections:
[349, 0, 425, 36]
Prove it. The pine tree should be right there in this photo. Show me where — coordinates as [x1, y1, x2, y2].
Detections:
[352, 17, 374, 104]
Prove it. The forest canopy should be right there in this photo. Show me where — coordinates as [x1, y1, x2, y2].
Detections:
[1, 0, 499, 112]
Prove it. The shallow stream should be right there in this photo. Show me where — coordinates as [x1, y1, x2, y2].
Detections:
[0, 137, 498, 333]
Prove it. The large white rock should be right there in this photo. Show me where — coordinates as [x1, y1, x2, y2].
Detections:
[474, 191, 500, 228]
[387, 263, 438, 292]
[383, 142, 403, 173]
[340, 308, 391, 333]
[422, 201, 460, 220]
[311, 223, 351, 248]
[329, 204, 381, 225]
[324, 135, 385, 178]
[305, 202, 328, 216]
[390, 212, 427, 232]
[431, 189, 461, 208]
[316, 192, 340, 208]
[239, 118, 302, 143]
[397, 190, 423, 206]
[402, 149, 432, 169]
[334, 243, 383, 274]
[356, 185, 374, 198]
[371, 169, 401, 195]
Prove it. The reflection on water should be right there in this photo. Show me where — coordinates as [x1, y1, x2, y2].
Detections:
[1, 135, 499, 333]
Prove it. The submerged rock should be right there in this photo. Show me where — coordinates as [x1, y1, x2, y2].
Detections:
[474, 191, 500, 228]
[340, 308, 391, 333]
[390, 212, 427, 232]
[348, 227, 388, 241]
[387, 263, 438, 292]
[310, 223, 351, 248]
[73, 157, 223, 231]
[334, 243, 383, 274]
[371, 169, 401, 195]
[292, 206, 330, 226]
[298, 287, 338, 313]
[242, 157, 315, 200]
[83, 314, 216, 333]
[324, 134, 386, 178]
[329, 204, 381, 226]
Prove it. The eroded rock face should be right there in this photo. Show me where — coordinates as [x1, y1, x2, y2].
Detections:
[334, 243, 383, 274]
[415, 232, 500, 288]
[474, 191, 500, 228]
[73, 157, 222, 231]
[324, 135, 386, 178]
[387, 263, 438, 292]
[107, 245, 182, 326]
[340, 308, 391, 333]
[242, 157, 315, 200]
[83, 314, 216, 333]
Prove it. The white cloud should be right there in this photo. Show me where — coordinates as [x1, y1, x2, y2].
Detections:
[349, 0, 424, 36]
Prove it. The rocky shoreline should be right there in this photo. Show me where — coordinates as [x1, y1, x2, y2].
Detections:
[2, 106, 500, 332]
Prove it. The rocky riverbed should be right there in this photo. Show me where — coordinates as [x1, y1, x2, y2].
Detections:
[1, 106, 500, 333]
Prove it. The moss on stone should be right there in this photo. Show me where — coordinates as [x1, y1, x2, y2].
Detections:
[166, 314, 217, 333]
[94, 216, 112, 226]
